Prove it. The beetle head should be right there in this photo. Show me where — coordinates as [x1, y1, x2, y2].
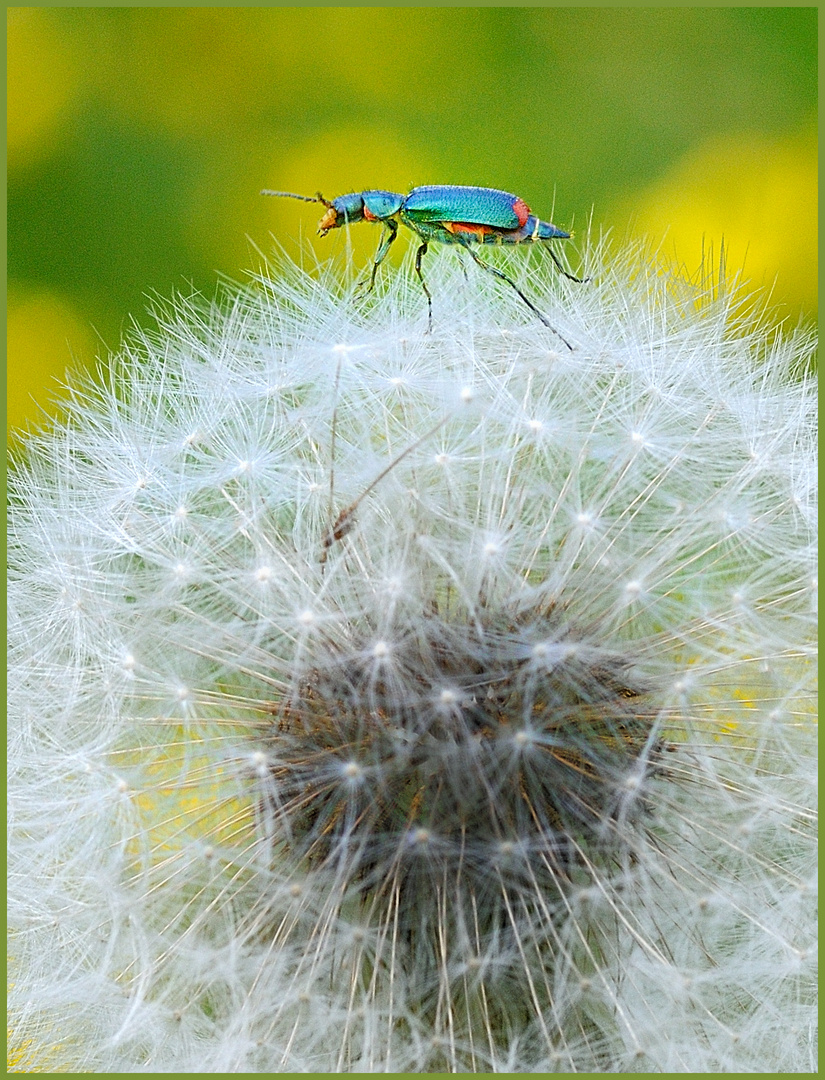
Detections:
[318, 193, 366, 234]
[260, 189, 367, 235]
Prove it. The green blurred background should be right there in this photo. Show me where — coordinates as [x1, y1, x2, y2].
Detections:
[8, 7, 817, 436]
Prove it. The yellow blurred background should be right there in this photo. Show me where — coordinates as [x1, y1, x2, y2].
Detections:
[8, 7, 817, 436]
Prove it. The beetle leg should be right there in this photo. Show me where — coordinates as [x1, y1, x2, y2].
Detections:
[465, 247, 573, 351]
[357, 219, 398, 295]
[414, 242, 433, 333]
[546, 246, 587, 284]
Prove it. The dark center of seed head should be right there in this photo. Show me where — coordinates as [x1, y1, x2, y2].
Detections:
[264, 609, 662, 895]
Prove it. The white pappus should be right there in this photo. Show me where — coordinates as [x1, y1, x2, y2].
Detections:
[8, 237, 816, 1072]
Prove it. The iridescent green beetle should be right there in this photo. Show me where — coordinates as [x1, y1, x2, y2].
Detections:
[263, 185, 584, 347]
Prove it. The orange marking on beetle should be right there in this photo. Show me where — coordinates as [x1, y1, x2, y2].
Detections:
[363, 206, 379, 222]
[444, 221, 495, 241]
[512, 197, 531, 227]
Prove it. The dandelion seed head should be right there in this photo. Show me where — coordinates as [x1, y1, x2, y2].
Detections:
[9, 239, 815, 1071]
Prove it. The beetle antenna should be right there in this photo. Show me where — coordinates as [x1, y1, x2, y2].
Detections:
[261, 190, 333, 209]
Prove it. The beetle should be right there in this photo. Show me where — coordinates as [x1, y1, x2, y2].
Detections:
[262, 185, 584, 348]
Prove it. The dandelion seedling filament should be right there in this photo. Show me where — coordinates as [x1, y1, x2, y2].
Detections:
[320, 413, 450, 563]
